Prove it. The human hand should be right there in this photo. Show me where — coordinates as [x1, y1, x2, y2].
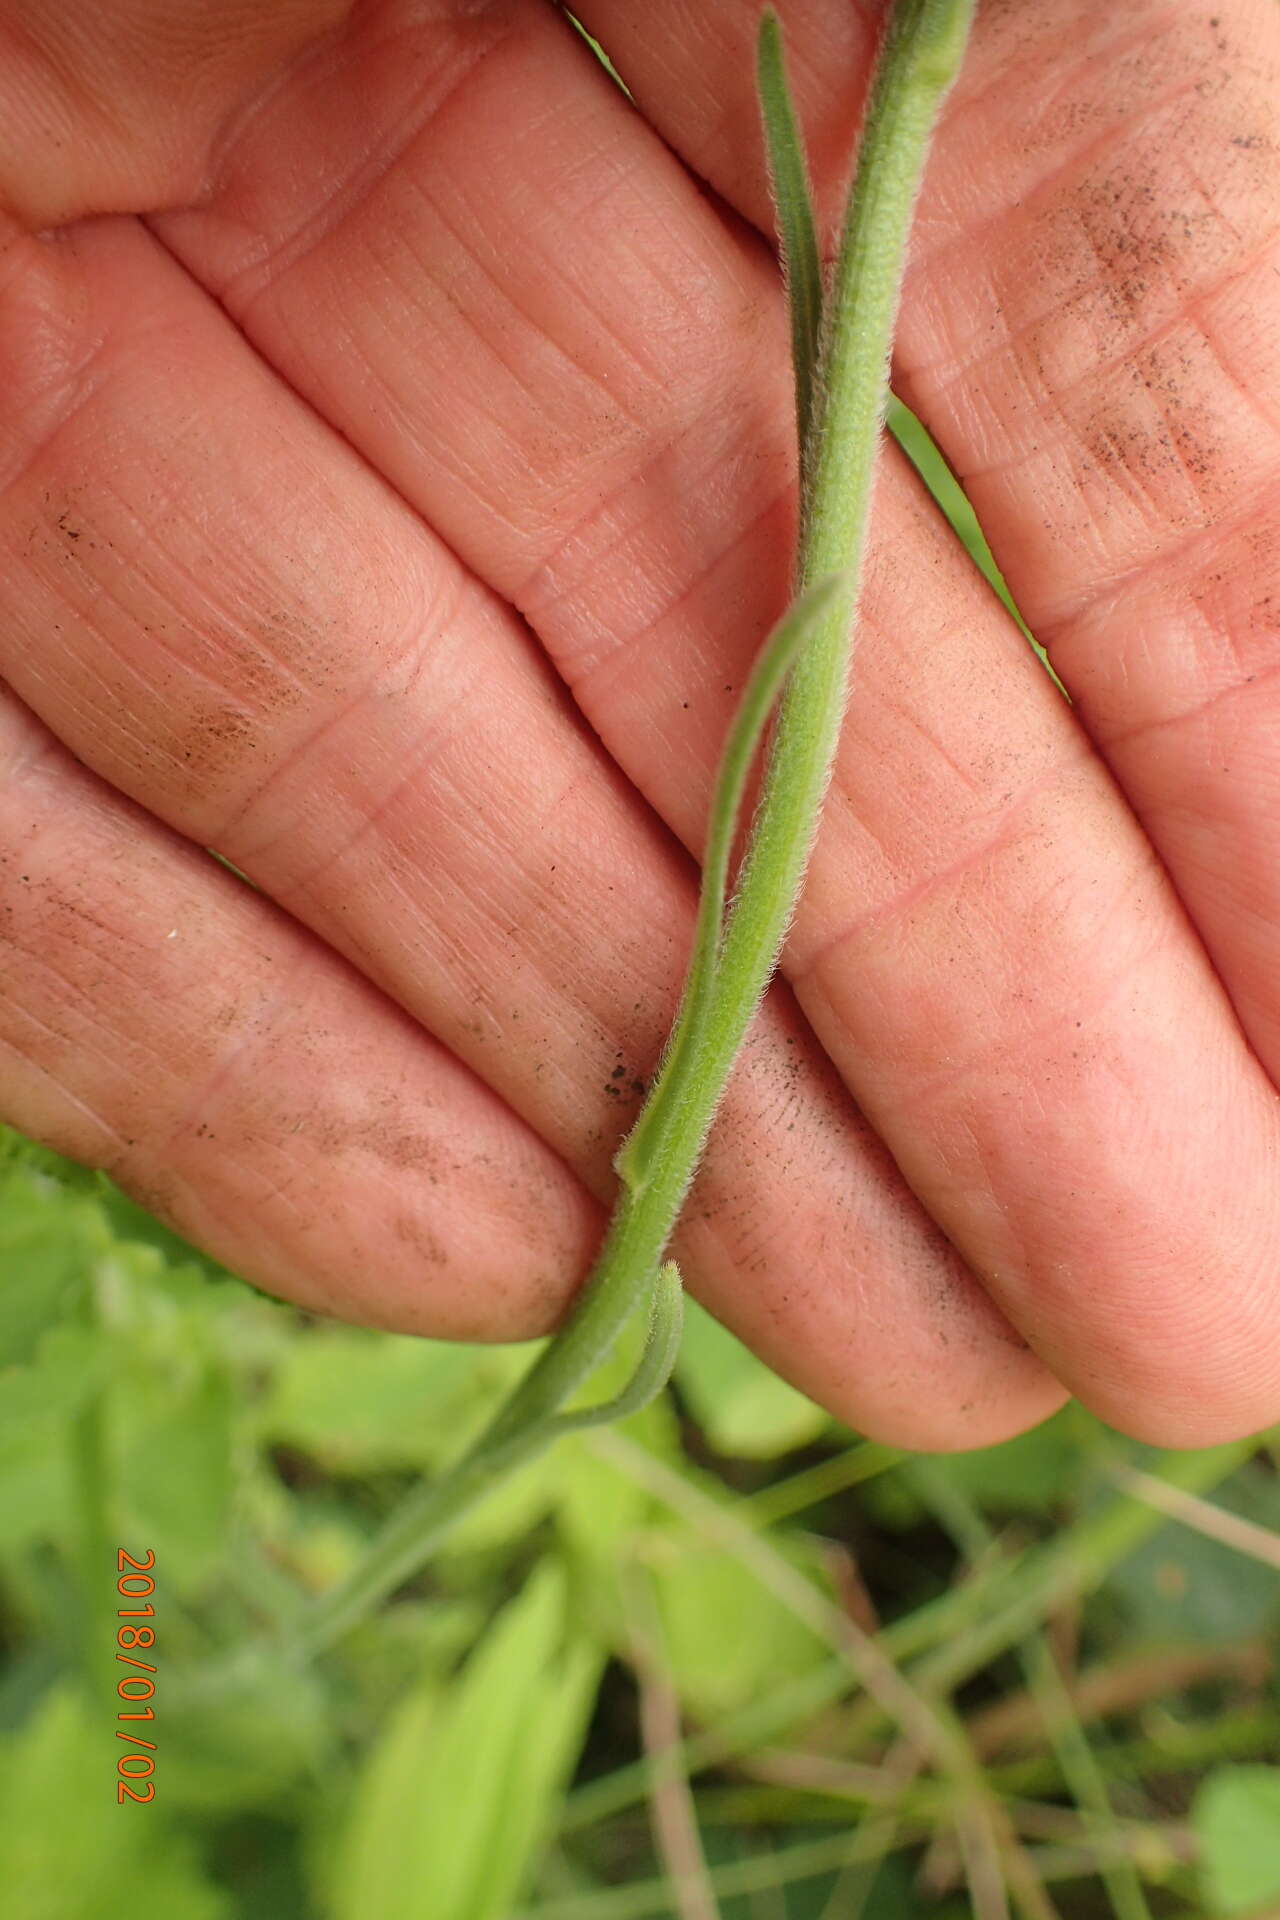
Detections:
[2, 0, 1277, 1450]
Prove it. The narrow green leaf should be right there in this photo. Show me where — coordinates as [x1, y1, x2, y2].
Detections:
[615, 572, 846, 1192]
[756, 10, 825, 478]
[329, 1565, 599, 1920]
[545, 1261, 683, 1437]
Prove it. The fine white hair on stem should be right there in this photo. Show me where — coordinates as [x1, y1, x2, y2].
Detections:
[292, 0, 978, 1661]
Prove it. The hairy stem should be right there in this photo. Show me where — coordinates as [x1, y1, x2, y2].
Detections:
[294, 0, 975, 1653]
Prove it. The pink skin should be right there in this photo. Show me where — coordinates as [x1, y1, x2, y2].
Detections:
[1, 0, 1278, 1449]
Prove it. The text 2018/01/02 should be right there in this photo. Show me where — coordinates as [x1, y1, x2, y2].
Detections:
[115, 1548, 156, 1804]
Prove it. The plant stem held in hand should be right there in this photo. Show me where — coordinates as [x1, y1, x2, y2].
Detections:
[298, 0, 976, 1656]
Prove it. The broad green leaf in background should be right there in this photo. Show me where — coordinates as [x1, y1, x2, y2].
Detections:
[337, 1594, 495, 1731]
[0, 1143, 101, 1366]
[0, 1323, 104, 1445]
[553, 1330, 678, 1556]
[934, 1404, 1106, 1514]
[75, 1247, 246, 1591]
[0, 1136, 253, 1577]
[1106, 1463, 1280, 1647]
[162, 1651, 333, 1815]
[259, 1327, 569, 1553]
[645, 1528, 831, 1724]
[327, 1562, 601, 1920]
[259, 1327, 532, 1476]
[553, 1413, 679, 1652]
[675, 1296, 830, 1459]
[555, 1428, 657, 1581]
[862, 1404, 1100, 1532]
[0, 1685, 229, 1920]
[1193, 1766, 1280, 1914]
[433, 1442, 567, 1560]
[0, 1410, 75, 1556]
[0, 1322, 104, 1554]
[113, 1351, 234, 1586]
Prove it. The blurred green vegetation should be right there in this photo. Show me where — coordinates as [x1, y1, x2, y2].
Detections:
[0, 1124, 1277, 1920]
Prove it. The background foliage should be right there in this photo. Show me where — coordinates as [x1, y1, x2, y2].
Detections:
[0, 1115, 1277, 1920]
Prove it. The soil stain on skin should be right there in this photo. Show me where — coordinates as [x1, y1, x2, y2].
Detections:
[30, 483, 326, 819]
[178, 698, 259, 777]
[391, 1209, 449, 1269]
[604, 1059, 646, 1103]
[984, 3, 1280, 597]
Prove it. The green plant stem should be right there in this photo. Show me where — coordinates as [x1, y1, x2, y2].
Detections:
[293, 0, 974, 1653]
[561, 1690, 1279, 1861]
[592, 0, 974, 1332]
[295, 1265, 682, 1657]
[520, 1828, 929, 1920]
[293, 582, 836, 1657]
[902, 1440, 1257, 1696]
[560, 1442, 1253, 1834]
[593, 1431, 1046, 1920]
[740, 1440, 905, 1529]
[711, 0, 974, 1119]
[992, 1705, 1280, 1799]
[909, 1459, 1155, 1920]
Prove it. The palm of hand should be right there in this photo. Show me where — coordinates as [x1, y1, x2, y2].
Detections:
[1, 0, 1277, 1449]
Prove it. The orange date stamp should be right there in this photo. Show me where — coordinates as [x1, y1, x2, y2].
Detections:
[115, 1549, 156, 1803]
